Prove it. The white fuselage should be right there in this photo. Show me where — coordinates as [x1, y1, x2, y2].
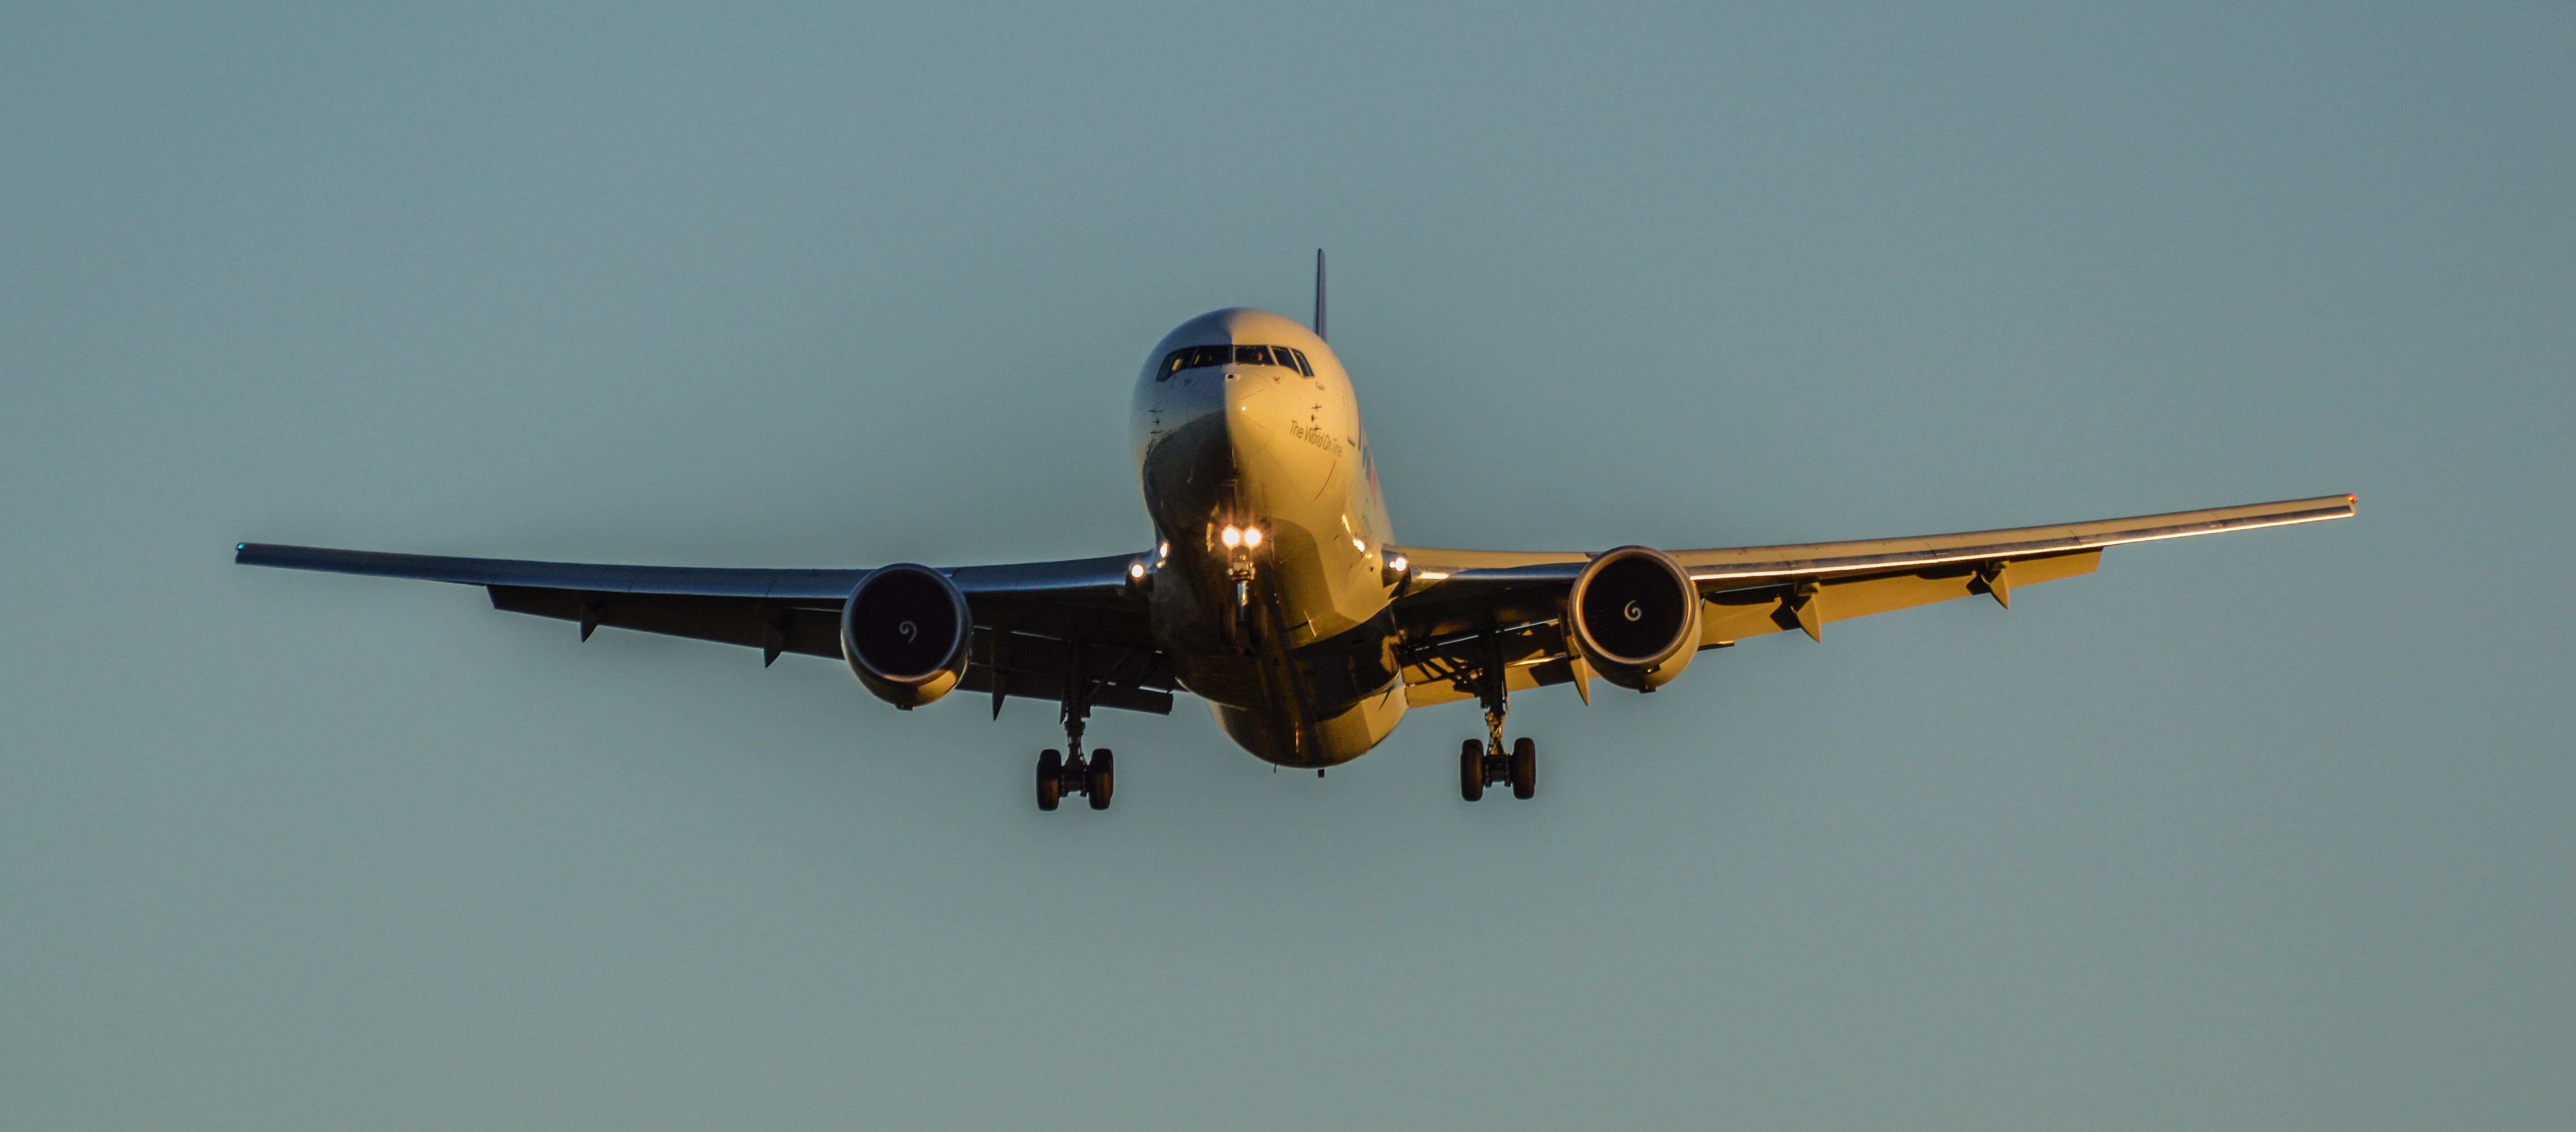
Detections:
[1129, 308, 1407, 766]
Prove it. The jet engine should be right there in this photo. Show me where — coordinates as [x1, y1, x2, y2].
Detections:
[840, 564, 971, 709]
[1566, 545, 1701, 692]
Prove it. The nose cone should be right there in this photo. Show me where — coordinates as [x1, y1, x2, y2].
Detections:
[1132, 362, 1279, 527]
[1131, 308, 1331, 526]
[1219, 357, 1303, 475]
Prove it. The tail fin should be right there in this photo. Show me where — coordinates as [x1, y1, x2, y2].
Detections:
[1313, 249, 1327, 340]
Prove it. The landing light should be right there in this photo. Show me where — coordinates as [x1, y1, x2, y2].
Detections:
[1242, 526, 1263, 549]
[1158, 541, 1170, 560]
[1128, 562, 1146, 580]
[1390, 554, 1409, 573]
[1220, 525, 1242, 548]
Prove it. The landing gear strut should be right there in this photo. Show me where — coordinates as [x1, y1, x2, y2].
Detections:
[1036, 637, 1115, 812]
[1456, 633, 1537, 802]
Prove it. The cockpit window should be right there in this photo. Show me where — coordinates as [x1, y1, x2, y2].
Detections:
[1158, 344, 1228, 378]
[1157, 343, 1314, 380]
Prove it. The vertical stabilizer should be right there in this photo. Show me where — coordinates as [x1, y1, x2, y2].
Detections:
[1313, 249, 1327, 340]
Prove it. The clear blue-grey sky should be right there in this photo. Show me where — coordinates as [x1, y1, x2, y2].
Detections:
[4, 3, 2569, 1128]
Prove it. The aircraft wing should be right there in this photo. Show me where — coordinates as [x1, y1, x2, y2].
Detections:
[1387, 494, 2354, 707]
[234, 543, 1178, 714]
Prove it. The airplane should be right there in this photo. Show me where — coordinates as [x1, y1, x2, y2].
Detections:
[237, 252, 2355, 811]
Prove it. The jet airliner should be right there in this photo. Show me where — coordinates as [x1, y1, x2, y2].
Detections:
[238, 255, 2354, 810]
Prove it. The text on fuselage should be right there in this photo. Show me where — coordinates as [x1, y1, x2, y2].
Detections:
[1288, 421, 1344, 455]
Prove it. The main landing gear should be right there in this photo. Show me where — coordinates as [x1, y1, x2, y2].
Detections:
[1036, 641, 1114, 812]
[1037, 746, 1113, 811]
[1460, 736, 1537, 802]
[1458, 652, 1536, 802]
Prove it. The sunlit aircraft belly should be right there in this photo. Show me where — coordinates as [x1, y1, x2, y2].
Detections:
[1130, 309, 1405, 768]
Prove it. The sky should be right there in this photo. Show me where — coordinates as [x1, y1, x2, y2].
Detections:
[3, 2, 2569, 1128]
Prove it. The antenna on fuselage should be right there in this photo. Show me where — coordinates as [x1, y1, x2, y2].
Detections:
[1313, 248, 1326, 340]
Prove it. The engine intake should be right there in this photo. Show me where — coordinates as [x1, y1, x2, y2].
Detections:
[1567, 545, 1700, 692]
[840, 564, 971, 708]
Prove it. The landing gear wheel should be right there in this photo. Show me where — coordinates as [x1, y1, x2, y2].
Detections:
[1036, 749, 1062, 811]
[1087, 749, 1115, 810]
[1510, 736, 1537, 800]
[1460, 739, 1486, 802]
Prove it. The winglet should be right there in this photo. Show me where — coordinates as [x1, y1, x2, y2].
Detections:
[1313, 249, 1326, 340]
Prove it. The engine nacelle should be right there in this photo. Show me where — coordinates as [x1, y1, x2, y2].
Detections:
[1566, 545, 1701, 692]
[840, 564, 971, 709]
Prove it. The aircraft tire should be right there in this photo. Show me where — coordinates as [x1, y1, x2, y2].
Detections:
[1510, 737, 1537, 800]
[1088, 749, 1114, 810]
[1460, 740, 1485, 802]
[1037, 749, 1062, 811]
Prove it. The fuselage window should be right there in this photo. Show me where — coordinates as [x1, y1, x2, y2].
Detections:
[1158, 343, 1306, 380]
